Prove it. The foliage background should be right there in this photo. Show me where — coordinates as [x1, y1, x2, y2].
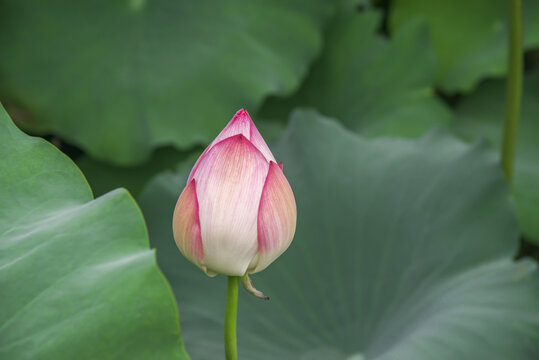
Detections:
[1, 0, 539, 359]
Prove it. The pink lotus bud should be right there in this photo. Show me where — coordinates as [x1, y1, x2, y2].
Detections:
[173, 109, 297, 278]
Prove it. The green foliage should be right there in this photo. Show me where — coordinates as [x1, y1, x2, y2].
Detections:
[0, 0, 333, 165]
[390, 0, 539, 92]
[1, 1, 539, 358]
[0, 104, 189, 360]
[260, 10, 452, 138]
[77, 147, 196, 197]
[455, 69, 539, 243]
[139, 111, 539, 359]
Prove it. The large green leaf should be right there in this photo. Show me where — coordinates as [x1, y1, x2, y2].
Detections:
[0, 0, 332, 165]
[390, 0, 539, 92]
[0, 103, 189, 360]
[259, 10, 452, 138]
[454, 70, 539, 243]
[140, 110, 539, 359]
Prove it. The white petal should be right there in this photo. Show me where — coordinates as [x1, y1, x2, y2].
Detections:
[192, 134, 269, 276]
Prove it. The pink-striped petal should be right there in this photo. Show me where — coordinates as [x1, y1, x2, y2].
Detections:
[188, 109, 275, 181]
[172, 179, 208, 273]
[192, 134, 270, 276]
[249, 161, 297, 273]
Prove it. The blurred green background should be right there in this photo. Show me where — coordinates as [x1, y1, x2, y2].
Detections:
[1, 1, 539, 359]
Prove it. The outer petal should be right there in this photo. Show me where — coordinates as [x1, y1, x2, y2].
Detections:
[249, 161, 297, 273]
[188, 109, 275, 181]
[192, 134, 270, 276]
[172, 179, 207, 273]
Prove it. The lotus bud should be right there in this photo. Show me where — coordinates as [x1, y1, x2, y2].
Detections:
[172, 109, 297, 294]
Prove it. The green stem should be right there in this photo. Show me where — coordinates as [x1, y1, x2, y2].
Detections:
[224, 276, 239, 360]
[501, 0, 523, 185]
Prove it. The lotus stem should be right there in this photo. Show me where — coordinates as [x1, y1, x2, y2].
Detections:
[224, 276, 239, 360]
[501, 0, 523, 184]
